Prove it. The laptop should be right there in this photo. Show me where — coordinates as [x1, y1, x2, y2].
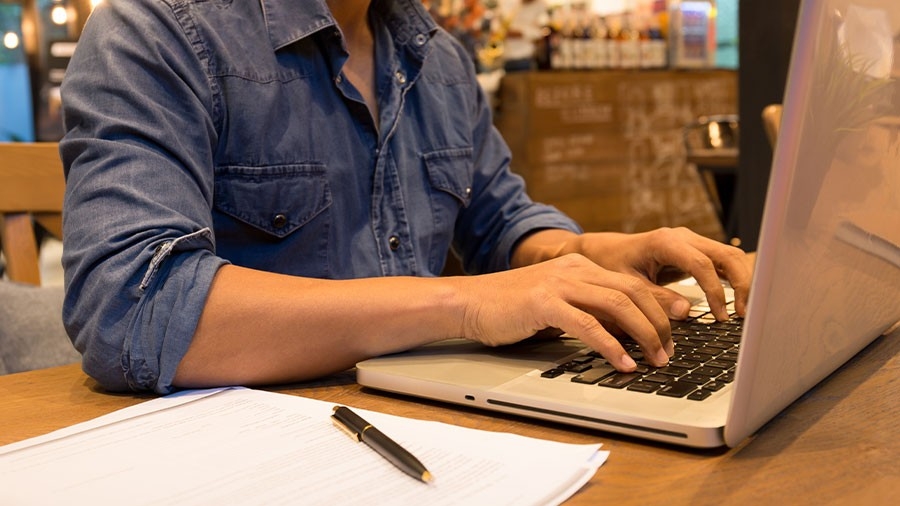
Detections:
[357, 0, 900, 448]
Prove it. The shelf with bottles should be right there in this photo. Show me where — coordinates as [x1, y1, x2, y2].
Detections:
[531, 0, 731, 71]
[536, 4, 667, 70]
[421, 1, 735, 73]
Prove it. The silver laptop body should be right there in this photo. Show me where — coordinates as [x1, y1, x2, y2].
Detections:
[357, 0, 900, 448]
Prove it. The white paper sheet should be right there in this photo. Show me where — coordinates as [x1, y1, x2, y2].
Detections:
[0, 387, 607, 505]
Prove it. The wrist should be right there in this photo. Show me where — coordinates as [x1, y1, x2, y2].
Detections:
[511, 229, 581, 267]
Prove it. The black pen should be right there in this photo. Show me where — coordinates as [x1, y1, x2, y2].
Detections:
[331, 405, 434, 483]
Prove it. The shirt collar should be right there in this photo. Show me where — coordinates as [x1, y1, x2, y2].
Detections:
[259, 0, 438, 52]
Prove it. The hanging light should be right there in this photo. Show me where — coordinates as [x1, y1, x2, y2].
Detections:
[3, 31, 20, 50]
[50, 4, 69, 25]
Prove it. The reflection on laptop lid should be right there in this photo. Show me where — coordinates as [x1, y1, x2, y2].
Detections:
[356, 0, 900, 448]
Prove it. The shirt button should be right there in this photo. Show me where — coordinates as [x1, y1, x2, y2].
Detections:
[388, 236, 401, 251]
[465, 187, 472, 197]
[272, 214, 288, 229]
[335, 74, 343, 84]
[394, 70, 406, 84]
[414, 33, 427, 46]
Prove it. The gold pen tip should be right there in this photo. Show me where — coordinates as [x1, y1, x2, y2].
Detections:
[421, 471, 434, 484]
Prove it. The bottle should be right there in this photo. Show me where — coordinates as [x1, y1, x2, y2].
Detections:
[536, 12, 556, 70]
[576, 14, 596, 70]
[558, 11, 575, 70]
[548, 8, 564, 70]
[618, 12, 641, 69]
[591, 16, 610, 70]
[641, 15, 667, 68]
[606, 14, 621, 69]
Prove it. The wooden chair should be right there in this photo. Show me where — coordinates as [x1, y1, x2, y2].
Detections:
[0, 143, 82, 374]
[762, 104, 783, 149]
[0, 143, 65, 286]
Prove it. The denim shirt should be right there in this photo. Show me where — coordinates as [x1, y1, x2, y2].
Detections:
[59, 0, 581, 393]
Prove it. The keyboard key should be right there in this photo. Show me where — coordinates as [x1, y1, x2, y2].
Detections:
[626, 381, 660, 393]
[563, 361, 594, 373]
[571, 364, 616, 384]
[641, 373, 671, 384]
[656, 382, 697, 398]
[670, 359, 701, 369]
[679, 374, 711, 385]
[695, 346, 726, 356]
[683, 353, 716, 363]
[633, 364, 651, 375]
[719, 353, 739, 363]
[541, 368, 565, 378]
[704, 359, 732, 369]
[656, 366, 691, 377]
[597, 372, 642, 389]
[704, 381, 727, 391]
[693, 366, 723, 378]
[687, 389, 713, 401]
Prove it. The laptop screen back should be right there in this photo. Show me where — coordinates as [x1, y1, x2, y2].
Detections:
[723, 0, 900, 446]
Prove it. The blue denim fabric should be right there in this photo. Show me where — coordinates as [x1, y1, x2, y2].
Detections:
[59, 0, 581, 393]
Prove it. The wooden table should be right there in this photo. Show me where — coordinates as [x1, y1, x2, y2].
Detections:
[3, 328, 899, 505]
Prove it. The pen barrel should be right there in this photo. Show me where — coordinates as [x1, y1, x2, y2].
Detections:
[362, 427, 429, 480]
[332, 406, 432, 483]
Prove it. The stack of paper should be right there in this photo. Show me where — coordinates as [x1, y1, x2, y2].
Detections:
[0, 387, 607, 505]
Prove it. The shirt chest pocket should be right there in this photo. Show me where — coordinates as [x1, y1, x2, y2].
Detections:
[424, 147, 474, 207]
[421, 148, 473, 272]
[213, 164, 332, 238]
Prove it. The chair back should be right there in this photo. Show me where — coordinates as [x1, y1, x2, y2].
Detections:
[0, 143, 65, 285]
[762, 104, 783, 149]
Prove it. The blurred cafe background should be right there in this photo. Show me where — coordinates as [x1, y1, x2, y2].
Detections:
[1, 0, 805, 253]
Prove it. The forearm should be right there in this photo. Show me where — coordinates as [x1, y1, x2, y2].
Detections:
[173, 265, 467, 388]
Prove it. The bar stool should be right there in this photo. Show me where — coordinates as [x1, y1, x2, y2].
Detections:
[683, 115, 740, 245]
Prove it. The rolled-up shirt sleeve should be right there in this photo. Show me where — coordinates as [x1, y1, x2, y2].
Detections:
[59, 1, 226, 394]
[452, 65, 582, 275]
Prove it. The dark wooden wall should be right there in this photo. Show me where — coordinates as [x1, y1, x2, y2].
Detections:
[735, 0, 802, 250]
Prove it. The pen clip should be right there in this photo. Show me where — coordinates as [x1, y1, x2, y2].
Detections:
[331, 415, 362, 442]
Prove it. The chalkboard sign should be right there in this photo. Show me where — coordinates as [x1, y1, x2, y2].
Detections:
[497, 70, 738, 241]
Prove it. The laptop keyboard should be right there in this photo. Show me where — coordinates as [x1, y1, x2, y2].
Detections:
[539, 302, 742, 401]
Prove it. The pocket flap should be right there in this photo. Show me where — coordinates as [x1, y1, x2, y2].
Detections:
[423, 147, 473, 207]
[214, 164, 332, 238]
